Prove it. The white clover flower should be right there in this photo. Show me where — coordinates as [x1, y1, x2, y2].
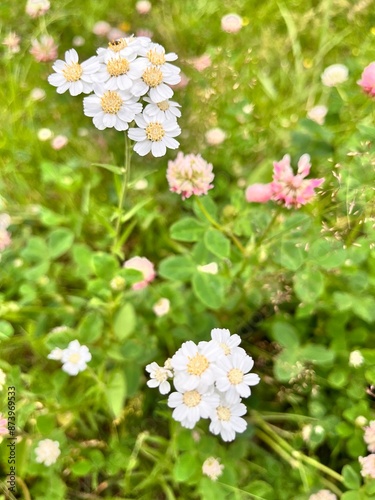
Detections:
[202, 457, 224, 481]
[48, 49, 100, 96]
[349, 350, 364, 368]
[26, 0, 50, 18]
[61, 340, 91, 376]
[94, 51, 145, 91]
[205, 127, 226, 146]
[145, 362, 173, 394]
[321, 64, 349, 87]
[197, 262, 218, 275]
[128, 113, 180, 157]
[35, 439, 61, 466]
[209, 394, 247, 442]
[131, 63, 181, 103]
[168, 386, 220, 429]
[152, 297, 170, 317]
[47, 347, 64, 361]
[355, 416, 368, 427]
[210, 328, 245, 357]
[301, 423, 313, 442]
[309, 490, 337, 500]
[364, 421, 375, 453]
[215, 350, 260, 404]
[307, 105, 328, 125]
[171, 340, 221, 391]
[38, 128, 53, 141]
[359, 454, 375, 479]
[0, 369, 6, 391]
[83, 86, 142, 131]
[143, 97, 181, 121]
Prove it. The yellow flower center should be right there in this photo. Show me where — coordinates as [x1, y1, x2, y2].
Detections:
[107, 57, 130, 76]
[183, 390, 201, 408]
[62, 62, 83, 82]
[228, 368, 243, 385]
[69, 353, 81, 364]
[155, 368, 167, 383]
[101, 91, 123, 114]
[187, 353, 209, 376]
[147, 49, 166, 66]
[157, 100, 170, 111]
[219, 342, 231, 355]
[108, 38, 128, 52]
[217, 406, 231, 421]
[142, 66, 163, 87]
[145, 122, 165, 142]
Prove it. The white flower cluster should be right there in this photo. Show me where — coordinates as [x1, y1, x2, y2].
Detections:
[48, 36, 182, 157]
[48, 340, 91, 376]
[146, 328, 260, 442]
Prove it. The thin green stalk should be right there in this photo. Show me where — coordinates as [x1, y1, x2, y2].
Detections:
[296, 452, 344, 483]
[113, 133, 132, 257]
[195, 197, 246, 255]
[255, 209, 281, 247]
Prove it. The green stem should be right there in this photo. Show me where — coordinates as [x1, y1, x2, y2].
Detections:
[113, 133, 132, 257]
[195, 197, 246, 255]
[255, 209, 281, 247]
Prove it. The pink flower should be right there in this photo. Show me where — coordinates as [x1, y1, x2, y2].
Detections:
[30, 35, 58, 62]
[364, 421, 375, 453]
[0, 414, 7, 435]
[25, 0, 50, 18]
[221, 13, 243, 33]
[167, 152, 214, 200]
[245, 183, 273, 203]
[271, 154, 324, 208]
[2, 32, 21, 54]
[358, 62, 375, 97]
[92, 21, 112, 37]
[359, 454, 375, 479]
[136, 0, 152, 14]
[190, 54, 212, 72]
[123, 256, 156, 290]
[51, 135, 68, 150]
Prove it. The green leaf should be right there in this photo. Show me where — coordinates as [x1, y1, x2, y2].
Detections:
[173, 452, 199, 482]
[193, 196, 218, 222]
[333, 292, 353, 311]
[293, 268, 325, 303]
[21, 236, 49, 262]
[106, 370, 127, 418]
[78, 312, 103, 343]
[170, 217, 206, 242]
[113, 303, 136, 340]
[342, 464, 361, 490]
[71, 460, 93, 476]
[47, 228, 74, 259]
[300, 344, 335, 365]
[92, 252, 118, 279]
[0, 320, 14, 341]
[274, 241, 305, 270]
[92, 163, 125, 175]
[158, 255, 195, 281]
[309, 239, 347, 270]
[271, 321, 299, 348]
[192, 273, 224, 309]
[352, 296, 375, 323]
[204, 229, 230, 259]
[274, 349, 302, 382]
[72, 243, 93, 276]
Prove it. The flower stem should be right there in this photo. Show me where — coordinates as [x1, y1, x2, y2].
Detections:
[112, 133, 132, 257]
[195, 197, 246, 255]
[255, 208, 281, 247]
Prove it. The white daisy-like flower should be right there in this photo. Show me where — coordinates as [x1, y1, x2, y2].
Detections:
[48, 49, 100, 96]
[94, 51, 145, 91]
[209, 395, 247, 442]
[61, 340, 91, 376]
[215, 350, 260, 403]
[171, 340, 221, 391]
[321, 64, 349, 87]
[131, 64, 181, 103]
[83, 86, 142, 131]
[47, 347, 64, 361]
[168, 386, 220, 429]
[210, 328, 246, 357]
[128, 113, 180, 157]
[35, 439, 61, 466]
[97, 36, 151, 60]
[137, 42, 180, 74]
[145, 361, 173, 394]
[143, 97, 181, 121]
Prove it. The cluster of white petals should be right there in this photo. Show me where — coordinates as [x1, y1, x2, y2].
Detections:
[48, 340, 92, 376]
[48, 37, 182, 157]
[145, 328, 260, 441]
